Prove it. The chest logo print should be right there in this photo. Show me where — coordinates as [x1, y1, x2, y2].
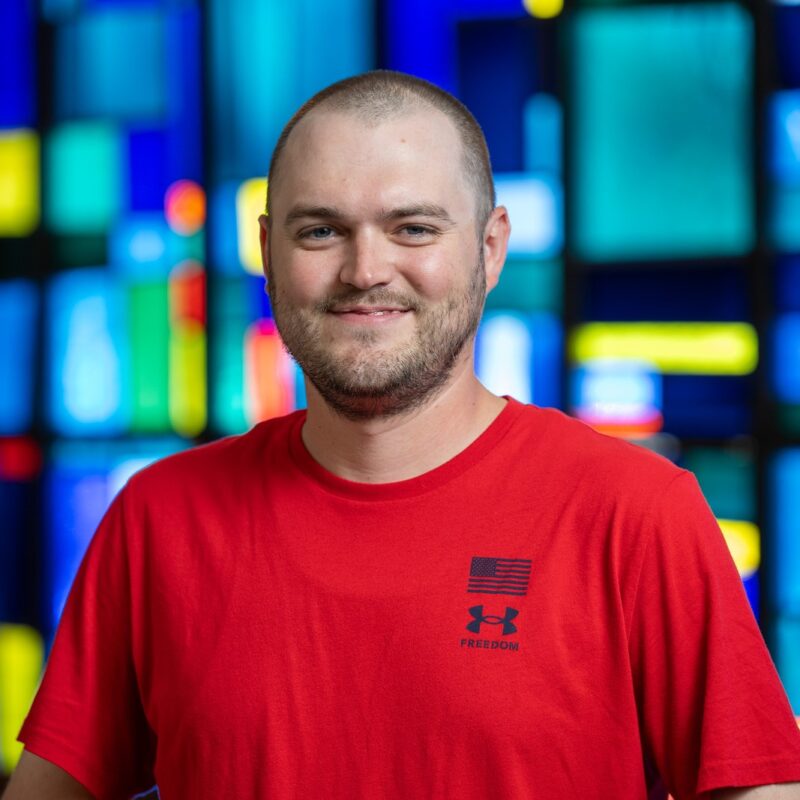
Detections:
[466, 605, 519, 636]
[468, 556, 532, 596]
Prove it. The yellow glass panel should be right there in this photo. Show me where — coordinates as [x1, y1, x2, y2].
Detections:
[0, 129, 39, 236]
[0, 624, 44, 773]
[169, 320, 207, 437]
[236, 177, 267, 275]
[717, 518, 760, 579]
[523, 0, 563, 20]
[570, 323, 758, 375]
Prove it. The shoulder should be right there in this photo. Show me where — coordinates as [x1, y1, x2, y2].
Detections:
[124, 411, 303, 505]
[510, 402, 687, 500]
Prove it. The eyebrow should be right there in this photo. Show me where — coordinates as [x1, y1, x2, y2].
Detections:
[283, 203, 456, 228]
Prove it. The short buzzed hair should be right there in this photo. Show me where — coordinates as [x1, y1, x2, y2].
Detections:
[266, 70, 496, 230]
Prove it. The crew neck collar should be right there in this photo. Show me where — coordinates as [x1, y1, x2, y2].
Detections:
[287, 397, 526, 502]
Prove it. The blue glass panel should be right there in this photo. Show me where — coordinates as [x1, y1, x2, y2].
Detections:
[524, 94, 562, 175]
[571, 362, 662, 433]
[495, 173, 562, 258]
[775, 5, 800, 87]
[209, 182, 241, 274]
[774, 314, 800, 403]
[776, 256, 800, 312]
[475, 312, 561, 408]
[55, 7, 165, 121]
[583, 268, 750, 322]
[0, 480, 29, 621]
[0, 0, 35, 127]
[457, 17, 543, 172]
[47, 270, 131, 437]
[45, 439, 184, 632]
[662, 376, 752, 438]
[384, 0, 524, 93]
[41, 0, 80, 22]
[571, 4, 754, 261]
[771, 449, 800, 617]
[164, 5, 203, 183]
[742, 573, 759, 621]
[128, 128, 169, 213]
[110, 214, 198, 278]
[770, 91, 800, 185]
[208, 0, 373, 181]
[0, 281, 37, 435]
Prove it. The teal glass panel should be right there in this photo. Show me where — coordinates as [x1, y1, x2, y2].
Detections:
[771, 185, 800, 252]
[211, 279, 249, 433]
[774, 616, 800, 714]
[485, 258, 562, 313]
[47, 269, 130, 437]
[207, 0, 374, 181]
[571, 4, 754, 261]
[45, 122, 122, 235]
[682, 447, 756, 522]
[55, 7, 165, 121]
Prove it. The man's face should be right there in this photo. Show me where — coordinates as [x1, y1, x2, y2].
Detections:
[262, 106, 491, 420]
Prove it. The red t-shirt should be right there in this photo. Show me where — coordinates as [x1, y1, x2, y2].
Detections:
[19, 399, 800, 798]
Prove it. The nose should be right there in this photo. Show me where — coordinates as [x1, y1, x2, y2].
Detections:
[338, 228, 395, 290]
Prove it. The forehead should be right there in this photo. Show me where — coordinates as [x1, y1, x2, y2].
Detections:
[271, 107, 474, 220]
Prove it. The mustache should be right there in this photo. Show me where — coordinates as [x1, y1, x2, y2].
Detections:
[317, 289, 421, 313]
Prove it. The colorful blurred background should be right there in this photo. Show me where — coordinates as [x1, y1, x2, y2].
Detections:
[1, 0, 800, 787]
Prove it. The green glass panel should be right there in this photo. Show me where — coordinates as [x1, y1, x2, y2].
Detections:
[485, 258, 562, 313]
[45, 122, 121, 234]
[682, 447, 755, 521]
[570, 4, 754, 261]
[129, 281, 169, 431]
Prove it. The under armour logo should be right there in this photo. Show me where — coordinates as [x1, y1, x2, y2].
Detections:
[466, 605, 519, 636]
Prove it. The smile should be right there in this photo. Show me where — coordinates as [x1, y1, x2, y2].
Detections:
[329, 308, 411, 324]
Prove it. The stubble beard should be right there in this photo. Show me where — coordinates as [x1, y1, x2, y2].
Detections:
[268, 252, 487, 421]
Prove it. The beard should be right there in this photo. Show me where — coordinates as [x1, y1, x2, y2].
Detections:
[267, 252, 487, 421]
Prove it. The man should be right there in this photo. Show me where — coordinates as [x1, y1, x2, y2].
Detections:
[5, 71, 800, 799]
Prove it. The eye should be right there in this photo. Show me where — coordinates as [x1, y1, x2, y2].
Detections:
[299, 225, 336, 241]
[398, 224, 438, 240]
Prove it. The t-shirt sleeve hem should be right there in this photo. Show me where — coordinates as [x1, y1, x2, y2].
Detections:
[18, 722, 117, 800]
[697, 754, 800, 795]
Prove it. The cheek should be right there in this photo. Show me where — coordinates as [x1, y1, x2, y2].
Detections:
[403, 246, 477, 300]
[275, 253, 340, 304]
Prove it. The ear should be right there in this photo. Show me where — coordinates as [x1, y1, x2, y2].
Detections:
[258, 214, 270, 288]
[482, 206, 511, 294]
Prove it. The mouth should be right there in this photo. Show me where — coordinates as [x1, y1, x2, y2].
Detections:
[328, 306, 412, 324]
[332, 307, 409, 315]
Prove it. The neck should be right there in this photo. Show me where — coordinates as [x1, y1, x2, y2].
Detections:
[299, 355, 507, 483]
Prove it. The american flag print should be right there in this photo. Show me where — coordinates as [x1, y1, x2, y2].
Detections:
[467, 556, 532, 596]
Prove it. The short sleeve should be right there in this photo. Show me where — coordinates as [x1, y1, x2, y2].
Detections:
[629, 472, 800, 799]
[17, 486, 157, 799]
